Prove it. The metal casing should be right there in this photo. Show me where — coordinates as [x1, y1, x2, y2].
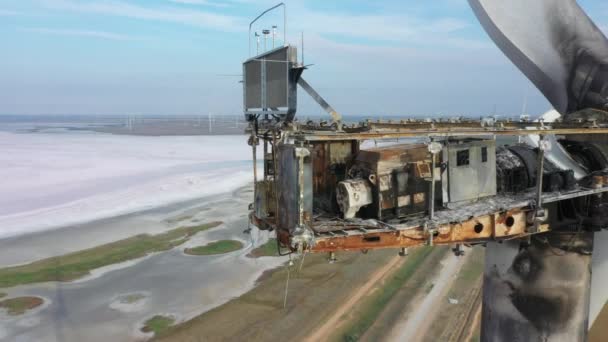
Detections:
[355, 144, 431, 220]
[336, 179, 373, 219]
[442, 139, 496, 207]
[254, 180, 275, 220]
[243, 46, 298, 118]
[276, 144, 313, 232]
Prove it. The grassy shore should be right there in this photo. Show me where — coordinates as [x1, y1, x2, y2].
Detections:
[184, 240, 243, 256]
[120, 293, 146, 304]
[247, 238, 278, 258]
[142, 315, 176, 335]
[155, 250, 400, 342]
[0, 296, 44, 316]
[0, 221, 222, 288]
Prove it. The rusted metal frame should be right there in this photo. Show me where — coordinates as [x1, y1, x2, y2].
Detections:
[276, 228, 294, 256]
[531, 134, 546, 233]
[369, 122, 496, 130]
[297, 77, 342, 123]
[365, 120, 606, 131]
[535, 135, 545, 208]
[298, 128, 608, 141]
[306, 187, 608, 234]
[263, 134, 268, 179]
[251, 138, 258, 197]
[272, 129, 280, 225]
[429, 151, 436, 219]
[297, 148, 305, 227]
[542, 186, 608, 202]
[261, 185, 608, 252]
[309, 209, 535, 252]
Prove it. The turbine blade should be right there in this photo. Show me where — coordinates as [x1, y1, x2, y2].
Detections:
[469, 0, 608, 114]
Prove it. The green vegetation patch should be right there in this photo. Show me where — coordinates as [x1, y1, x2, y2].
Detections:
[120, 293, 146, 304]
[142, 315, 175, 335]
[247, 238, 278, 258]
[0, 296, 44, 316]
[184, 240, 243, 256]
[0, 292, 6, 299]
[341, 246, 439, 341]
[0, 222, 222, 288]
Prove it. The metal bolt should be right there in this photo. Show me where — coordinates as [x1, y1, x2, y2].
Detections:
[452, 244, 465, 257]
[328, 252, 337, 263]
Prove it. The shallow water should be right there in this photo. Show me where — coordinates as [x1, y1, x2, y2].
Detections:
[0, 188, 286, 342]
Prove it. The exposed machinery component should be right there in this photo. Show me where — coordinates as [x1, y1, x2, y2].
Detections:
[495, 147, 529, 193]
[336, 179, 372, 219]
[561, 139, 608, 172]
[243, 2, 608, 341]
[242, 2, 608, 265]
[496, 145, 576, 194]
[350, 143, 432, 219]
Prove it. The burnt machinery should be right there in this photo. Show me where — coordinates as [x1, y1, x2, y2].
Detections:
[244, 2, 608, 341]
[249, 118, 608, 251]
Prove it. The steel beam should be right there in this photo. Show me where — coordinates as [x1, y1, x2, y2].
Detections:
[298, 128, 608, 141]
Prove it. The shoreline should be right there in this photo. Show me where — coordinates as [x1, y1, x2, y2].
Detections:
[0, 185, 253, 267]
[0, 183, 287, 342]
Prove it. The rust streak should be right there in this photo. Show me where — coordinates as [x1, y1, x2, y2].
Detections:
[309, 211, 532, 253]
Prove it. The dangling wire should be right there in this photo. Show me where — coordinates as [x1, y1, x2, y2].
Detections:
[298, 250, 307, 273]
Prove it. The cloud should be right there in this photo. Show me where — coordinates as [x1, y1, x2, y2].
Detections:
[252, 2, 485, 51]
[20, 27, 142, 41]
[41, 0, 245, 32]
[39, 1, 484, 49]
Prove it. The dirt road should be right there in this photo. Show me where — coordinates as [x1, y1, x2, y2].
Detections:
[304, 255, 403, 342]
[386, 251, 470, 342]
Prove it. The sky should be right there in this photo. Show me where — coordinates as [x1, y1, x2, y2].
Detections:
[0, 0, 606, 117]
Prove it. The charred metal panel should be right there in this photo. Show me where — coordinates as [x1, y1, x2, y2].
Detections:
[254, 180, 275, 221]
[562, 139, 608, 172]
[442, 139, 496, 207]
[277, 144, 313, 233]
[496, 144, 577, 193]
[311, 208, 533, 252]
[481, 232, 593, 342]
[354, 144, 430, 220]
[311, 141, 357, 213]
[496, 147, 528, 193]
